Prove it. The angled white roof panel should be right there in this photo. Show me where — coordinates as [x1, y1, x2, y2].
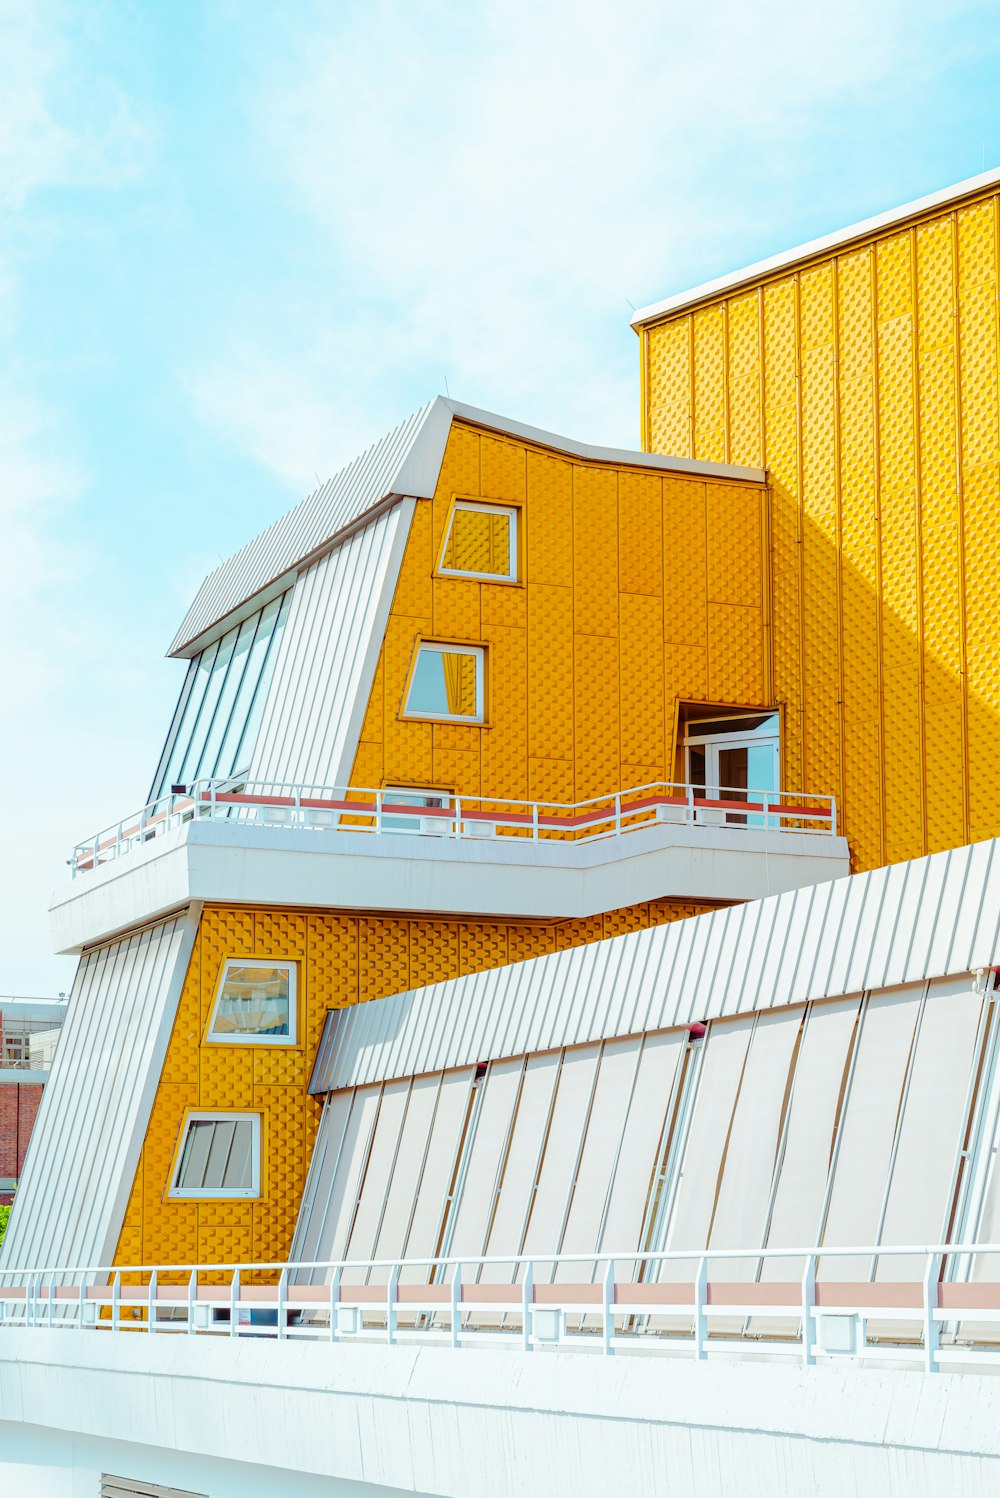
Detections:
[309, 839, 1000, 1095]
[631, 167, 1000, 327]
[170, 397, 765, 657]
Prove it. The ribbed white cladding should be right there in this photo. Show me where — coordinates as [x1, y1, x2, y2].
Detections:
[169, 401, 447, 656]
[0, 912, 198, 1274]
[311, 838, 1000, 1093]
[248, 503, 413, 789]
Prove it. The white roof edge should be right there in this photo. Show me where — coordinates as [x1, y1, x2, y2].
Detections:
[170, 396, 764, 657]
[440, 397, 764, 482]
[631, 166, 1000, 327]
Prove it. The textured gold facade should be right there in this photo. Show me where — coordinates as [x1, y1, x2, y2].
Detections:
[642, 186, 1000, 867]
[114, 896, 718, 1270]
[350, 420, 771, 804]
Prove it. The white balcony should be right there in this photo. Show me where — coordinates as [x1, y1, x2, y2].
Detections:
[51, 779, 849, 954]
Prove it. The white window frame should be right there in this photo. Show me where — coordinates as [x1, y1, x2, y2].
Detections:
[168, 1111, 262, 1200]
[437, 501, 518, 582]
[382, 786, 453, 835]
[402, 642, 486, 724]
[206, 957, 297, 1047]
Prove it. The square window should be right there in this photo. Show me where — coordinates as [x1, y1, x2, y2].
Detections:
[402, 643, 485, 723]
[438, 502, 517, 581]
[169, 1113, 261, 1199]
[207, 959, 296, 1045]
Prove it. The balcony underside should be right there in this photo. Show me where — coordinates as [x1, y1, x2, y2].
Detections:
[50, 816, 850, 954]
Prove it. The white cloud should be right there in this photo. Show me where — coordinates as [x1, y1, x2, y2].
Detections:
[186, 0, 991, 469]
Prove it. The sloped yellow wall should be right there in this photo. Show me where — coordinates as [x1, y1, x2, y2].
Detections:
[642, 188, 1000, 868]
[115, 895, 718, 1271]
[350, 420, 771, 807]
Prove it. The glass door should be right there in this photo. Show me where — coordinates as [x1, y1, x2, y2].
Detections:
[684, 714, 779, 826]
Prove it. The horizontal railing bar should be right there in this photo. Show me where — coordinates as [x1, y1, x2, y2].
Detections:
[69, 778, 839, 874]
[6, 1240, 1000, 1280]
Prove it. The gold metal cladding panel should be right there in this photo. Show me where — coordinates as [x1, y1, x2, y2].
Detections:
[393, 499, 434, 620]
[662, 476, 708, 648]
[958, 202, 1000, 839]
[706, 484, 761, 607]
[707, 604, 765, 704]
[524, 450, 573, 586]
[526, 584, 574, 761]
[481, 623, 529, 801]
[762, 277, 804, 795]
[662, 641, 709, 703]
[837, 248, 884, 871]
[648, 317, 692, 455]
[798, 262, 842, 810]
[643, 182, 1000, 868]
[481, 434, 528, 502]
[618, 471, 663, 596]
[726, 291, 763, 466]
[432, 573, 481, 640]
[573, 633, 620, 800]
[876, 231, 924, 864]
[572, 465, 619, 636]
[527, 755, 575, 807]
[620, 593, 665, 768]
[693, 304, 727, 463]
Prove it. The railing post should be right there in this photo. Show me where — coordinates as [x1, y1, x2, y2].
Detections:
[375, 789, 383, 835]
[686, 784, 695, 826]
[693, 1258, 706, 1360]
[148, 1270, 158, 1335]
[187, 1268, 197, 1334]
[923, 1251, 941, 1374]
[277, 1267, 288, 1340]
[602, 1259, 615, 1358]
[801, 1254, 816, 1367]
[329, 1269, 341, 1342]
[522, 1263, 534, 1353]
[450, 1264, 462, 1349]
[532, 802, 539, 841]
[230, 1268, 240, 1338]
[830, 797, 837, 839]
[111, 1270, 121, 1334]
[78, 1277, 86, 1331]
[387, 1264, 398, 1346]
[454, 795, 462, 839]
[614, 793, 622, 835]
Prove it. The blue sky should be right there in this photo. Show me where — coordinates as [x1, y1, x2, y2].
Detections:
[4, 0, 1000, 993]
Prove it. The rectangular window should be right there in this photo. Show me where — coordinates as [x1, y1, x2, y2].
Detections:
[381, 787, 451, 833]
[438, 501, 517, 581]
[102, 1478, 208, 1498]
[149, 588, 291, 802]
[402, 642, 485, 723]
[169, 1112, 261, 1199]
[207, 958, 296, 1044]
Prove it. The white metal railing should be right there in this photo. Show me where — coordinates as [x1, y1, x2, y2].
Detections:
[69, 779, 838, 877]
[3, 1242, 1000, 1374]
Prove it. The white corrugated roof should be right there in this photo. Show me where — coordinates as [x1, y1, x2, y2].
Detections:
[310, 838, 1000, 1093]
[631, 166, 1000, 328]
[170, 397, 765, 657]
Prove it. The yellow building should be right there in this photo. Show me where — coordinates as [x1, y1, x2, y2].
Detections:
[635, 171, 1000, 870]
[8, 173, 998, 1287]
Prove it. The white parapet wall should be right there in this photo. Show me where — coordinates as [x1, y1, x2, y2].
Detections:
[2, 1330, 1000, 1498]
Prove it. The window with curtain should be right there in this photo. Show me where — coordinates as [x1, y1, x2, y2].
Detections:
[148, 589, 291, 801]
[207, 960, 296, 1044]
[403, 642, 485, 722]
[438, 501, 517, 580]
